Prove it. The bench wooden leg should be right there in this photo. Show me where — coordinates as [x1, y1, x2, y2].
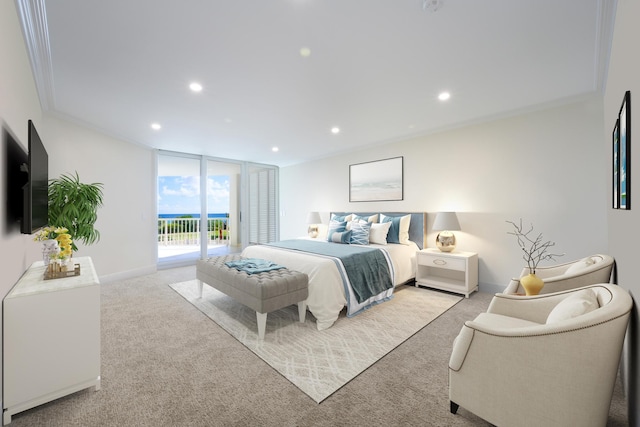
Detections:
[298, 301, 307, 323]
[256, 312, 267, 340]
[196, 279, 204, 298]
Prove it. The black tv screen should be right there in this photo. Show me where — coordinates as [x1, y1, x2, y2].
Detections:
[3, 126, 28, 233]
[21, 120, 49, 234]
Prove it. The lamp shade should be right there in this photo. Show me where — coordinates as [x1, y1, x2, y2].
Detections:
[306, 211, 322, 224]
[432, 212, 461, 231]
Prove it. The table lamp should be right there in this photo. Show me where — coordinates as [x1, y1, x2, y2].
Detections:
[432, 212, 461, 252]
[306, 211, 322, 238]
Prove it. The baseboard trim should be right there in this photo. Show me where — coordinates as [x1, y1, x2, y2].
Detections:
[98, 264, 157, 284]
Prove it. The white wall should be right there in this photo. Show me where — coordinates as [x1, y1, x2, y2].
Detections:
[604, 0, 640, 424]
[42, 116, 157, 281]
[281, 98, 607, 291]
[0, 0, 44, 409]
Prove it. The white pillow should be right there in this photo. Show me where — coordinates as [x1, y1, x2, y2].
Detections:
[565, 256, 599, 275]
[369, 222, 392, 245]
[546, 289, 599, 324]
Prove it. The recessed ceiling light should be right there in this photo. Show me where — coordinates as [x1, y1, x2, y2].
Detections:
[151, 123, 162, 130]
[300, 47, 311, 58]
[189, 82, 203, 92]
[438, 92, 451, 101]
[331, 127, 340, 134]
[272, 147, 279, 152]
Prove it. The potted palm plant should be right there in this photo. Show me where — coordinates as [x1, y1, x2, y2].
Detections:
[48, 172, 104, 251]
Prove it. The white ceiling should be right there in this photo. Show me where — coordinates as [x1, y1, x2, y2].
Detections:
[18, 0, 615, 167]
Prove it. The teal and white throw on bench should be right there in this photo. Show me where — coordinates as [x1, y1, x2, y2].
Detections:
[224, 258, 285, 275]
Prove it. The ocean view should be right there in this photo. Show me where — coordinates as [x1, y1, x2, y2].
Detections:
[158, 213, 228, 219]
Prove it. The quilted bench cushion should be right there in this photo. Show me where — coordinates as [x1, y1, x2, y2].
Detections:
[196, 254, 309, 314]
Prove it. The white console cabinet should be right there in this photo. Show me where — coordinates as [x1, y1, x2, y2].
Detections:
[3, 257, 100, 425]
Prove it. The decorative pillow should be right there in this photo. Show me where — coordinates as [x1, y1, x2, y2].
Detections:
[326, 220, 347, 242]
[350, 220, 372, 245]
[352, 213, 379, 224]
[546, 289, 599, 324]
[565, 256, 600, 275]
[329, 230, 352, 244]
[380, 214, 411, 245]
[331, 214, 352, 223]
[369, 222, 392, 245]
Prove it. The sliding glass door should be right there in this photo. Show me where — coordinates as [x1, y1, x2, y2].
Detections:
[157, 153, 202, 264]
[157, 152, 277, 266]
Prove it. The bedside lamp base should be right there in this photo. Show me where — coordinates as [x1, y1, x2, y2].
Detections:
[436, 231, 456, 252]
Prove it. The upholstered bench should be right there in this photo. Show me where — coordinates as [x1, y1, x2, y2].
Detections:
[196, 255, 309, 339]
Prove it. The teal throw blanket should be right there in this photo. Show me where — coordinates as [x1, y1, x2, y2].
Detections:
[225, 258, 286, 275]
[266, 240, 393, 303]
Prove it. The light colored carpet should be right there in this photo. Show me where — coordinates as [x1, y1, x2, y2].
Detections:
[170, 280, 462, 403]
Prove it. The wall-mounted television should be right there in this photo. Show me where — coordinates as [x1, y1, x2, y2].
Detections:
[20, 120, 49, 234]
[3, 126, 28, 233]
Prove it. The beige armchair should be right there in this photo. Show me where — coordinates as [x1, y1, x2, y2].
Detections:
[449, 284, 631, 427]
[504, 254, 614, 295]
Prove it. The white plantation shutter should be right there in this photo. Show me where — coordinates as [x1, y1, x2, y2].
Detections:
[249, 166, 278, 244]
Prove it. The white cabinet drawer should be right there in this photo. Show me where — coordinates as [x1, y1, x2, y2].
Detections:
[420, 254, 466, 271]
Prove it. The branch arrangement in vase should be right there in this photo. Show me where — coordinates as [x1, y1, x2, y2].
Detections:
[506, 219, 564, 274]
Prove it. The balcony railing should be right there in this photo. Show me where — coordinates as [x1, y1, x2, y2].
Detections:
[157, 216, 230, 247]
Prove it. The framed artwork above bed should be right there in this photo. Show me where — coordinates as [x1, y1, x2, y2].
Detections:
[349, 157, 403, 202]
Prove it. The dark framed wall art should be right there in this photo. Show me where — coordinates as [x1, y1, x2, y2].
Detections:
[349, 156, 403, 202]
[613, 91, 631, 210]
[613, 119, 620, 209]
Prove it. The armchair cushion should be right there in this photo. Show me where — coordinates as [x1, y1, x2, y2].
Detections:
[564, 256, 598, 275]
[546, 288, 599, 324]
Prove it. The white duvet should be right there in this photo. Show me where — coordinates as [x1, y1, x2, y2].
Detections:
[241, 241, 419, 330]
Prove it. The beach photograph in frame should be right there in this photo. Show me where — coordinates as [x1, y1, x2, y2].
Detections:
[613, 119, 620, 209]
[349, 156, 403, 202]
[619, 91, 631, 210]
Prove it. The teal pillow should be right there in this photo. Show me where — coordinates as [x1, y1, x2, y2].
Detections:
[380, 214, 411, 244]
[329, 230, 352, 244]
[331, 214, 352, 223]
[381, 216, 401, 244]
[326, 220, 347, 242]
[350, 221, 371, 245]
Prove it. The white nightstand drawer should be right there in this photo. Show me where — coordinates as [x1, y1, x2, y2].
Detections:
[421, 255, 466, 271]
[416, 249, 479, 298]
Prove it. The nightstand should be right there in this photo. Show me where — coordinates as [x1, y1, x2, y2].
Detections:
[416, 248, 479, 298]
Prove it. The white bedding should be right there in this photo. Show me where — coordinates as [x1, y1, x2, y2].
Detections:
[241, 240, 419, 330]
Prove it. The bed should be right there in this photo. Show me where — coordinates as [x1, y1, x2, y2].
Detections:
[241, 212, 426, 330]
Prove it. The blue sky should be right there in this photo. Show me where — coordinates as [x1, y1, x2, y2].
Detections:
[157, 175, 230, 214]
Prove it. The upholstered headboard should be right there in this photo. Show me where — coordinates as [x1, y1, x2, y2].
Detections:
[329, 212, 427, 249]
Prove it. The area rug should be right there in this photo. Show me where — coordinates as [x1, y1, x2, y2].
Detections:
[169, 280, 462, 403]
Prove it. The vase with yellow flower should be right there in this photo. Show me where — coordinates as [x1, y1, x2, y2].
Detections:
[506, 219, 564, 296]
[33, 226, 74, 272]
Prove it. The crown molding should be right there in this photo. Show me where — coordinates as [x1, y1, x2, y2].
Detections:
[594, 0, 618, 93]
[15, 0, 55, 111]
